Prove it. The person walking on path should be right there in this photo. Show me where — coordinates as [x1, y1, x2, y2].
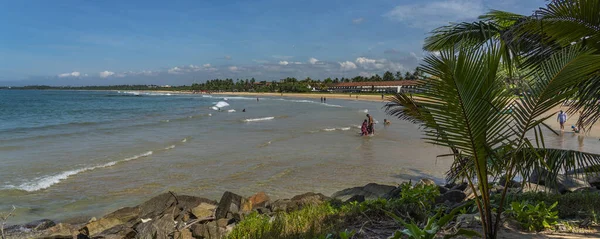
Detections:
[557, 110, 568, 131]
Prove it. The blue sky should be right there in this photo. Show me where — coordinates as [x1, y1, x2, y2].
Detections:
[0, 0, 546, 86]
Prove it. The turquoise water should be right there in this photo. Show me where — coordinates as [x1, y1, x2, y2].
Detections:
[3, 90, 593, 224]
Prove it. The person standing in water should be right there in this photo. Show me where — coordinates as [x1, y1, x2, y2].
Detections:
[366, 114, 374, 135]
[324, 97, 327, 103]
[361, 119, 369, 136]
[257, 97, 259, 102]
[557, 110, 568, 131]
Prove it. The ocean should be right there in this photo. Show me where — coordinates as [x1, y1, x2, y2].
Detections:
[0, 90, 595, 224]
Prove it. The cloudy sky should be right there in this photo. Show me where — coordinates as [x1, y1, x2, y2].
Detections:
[0, 0, 546, 86]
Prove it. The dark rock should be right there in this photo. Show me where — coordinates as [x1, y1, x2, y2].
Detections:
[331, 183, 395, 201]
[451, 182, 468, 191]
[587, 174, 600, 188]
[574, 187, 600, 193]
[139, 193, 216, 220]
[191, 221, 226, 239]
[215, 191, 247, 219]
[345, 195, 365, 203]
[269, 199, 297, 213]
[135, 213, 175, 239]
[441, 190, 467, 204]
[499, 176, 521, 188]
[384, 186, 403, 199]
[556, 175, 591, 193]
[22, 219, 56, 231]
[95, 224, 135, 239]
[416, 178, 437, 187]
[291, 192, 330, 206]
[529, 167, 550, 185]
[173, 229, 194, 239]
[437, 185, 449, 194]
[83, 206, 140, 236]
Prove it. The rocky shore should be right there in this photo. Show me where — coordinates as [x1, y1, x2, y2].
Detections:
[4, 172, 600, 239]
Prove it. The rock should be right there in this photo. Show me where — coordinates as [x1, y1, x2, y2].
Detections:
[215, 191, 247, 219]
[556, 175, 591, 193]
[248, 191, 270, 209]
[499, 176, 521, 188]
[173, 229, 194, 239]
[437, 185, 449, 194]
[441, 190, 467, 204]
[135, 213, 175, 239]
[191, 202, 217, 219]
[384, 186, 403, 199]
[291, 192, 330, 206]
[270, 199, 297, 213]
[331, 183, 395, 201]
[456, 213, 479, 228]
[191, 221, 226, 239]
[139, 193, 216, 220]
[529, 167, 550, 185]
[574, 187, 600, 193]
[216, 218, 233, 228]
[83, 206, 140, 236]
[451, 182, 468, 191]
[23, 219, 56, 231]
[521, 182, 557, 194]
[416, 178, 437, 187]
[41, 223, 78, 238]
[96, 224, 136, 239]
[345, 195, 365, 203]
[587, 174, 600, 188]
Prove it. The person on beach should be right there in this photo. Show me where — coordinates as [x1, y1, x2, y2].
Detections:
[557, 110, 568, 131]
[571, 125, 580, 133]
[384, 119, 390, 126]
[366, 114, 374, 135]
[361, 119, 369, 136]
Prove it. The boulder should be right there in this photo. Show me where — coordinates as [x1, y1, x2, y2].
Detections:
[83, 206, 140, 236]
[331, 183, 395, 201]
[451, 182, 468, 191]
[556, 175, 591, 193]
[529, 167, 550, 185]
[95, 224, 136, 239]
[215, 191, 247, 219]
[139, 193, 216, 220]
[291, 192, 330, 206]
[456, 213, 480, 228]
[173, 229, 194, 239]
[41, 223, 78, 238]
[23, 219, 56, 231]
[440, 190, 467, 204]
[384, 186, 403, 199]
[520, 182, 557, 194]
[134, 213, 176, 239]
[191, 202, 217, 219]
[437, 185, 449, 194]
[248, 191, 270, 209]
[499, 176, 521, 188]
[587, 174, 600, 188]
[415, 178, 437, 187]
[269, 199, 297, 213]
[191, 221, 226, 239]
[345, 195, 365, 203]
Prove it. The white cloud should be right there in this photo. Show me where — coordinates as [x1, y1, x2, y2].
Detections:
[359, 72, 375, 77]
[99, 71, 115, 78]
[57, 71, 81, 78]
[279, 61, 289, 66]
[168, 66, 183, 74]
[339, 61, 357, 70]
[354, 57, 405, 72]
[228, 66, 239, 71]
[352, 18, 365, 24]
[203, 64, 211, 68]
[308, 57, 319, 64]
[384, 0, 484, 28]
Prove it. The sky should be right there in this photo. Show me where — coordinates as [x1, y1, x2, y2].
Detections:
[0, 0, 547, 86]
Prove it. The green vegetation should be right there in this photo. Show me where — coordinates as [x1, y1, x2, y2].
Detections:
[507, 201, 559, 232]
[387, 207, 479, 239]
[384, 1, 600, 238]
[495, 192, 600, 219]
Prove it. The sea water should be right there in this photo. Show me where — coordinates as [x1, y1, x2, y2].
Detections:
[0, 90, 596, 224]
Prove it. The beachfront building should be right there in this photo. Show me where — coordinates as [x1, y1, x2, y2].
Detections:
[328, 81, 418, 93]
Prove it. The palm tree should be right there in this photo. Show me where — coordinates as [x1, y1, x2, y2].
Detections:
[423, 0, 600, 129]
[384, 44, 600, 239]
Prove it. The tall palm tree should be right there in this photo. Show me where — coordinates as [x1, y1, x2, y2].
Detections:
[384, 43, 600, 239]
[423, 0, 600, 130]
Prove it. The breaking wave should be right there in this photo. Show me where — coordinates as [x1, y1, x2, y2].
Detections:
[243, 117, 275, 122]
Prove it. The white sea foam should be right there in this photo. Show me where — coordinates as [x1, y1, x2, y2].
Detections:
[227, 109, 236, 113]
[182, 138, 188, 143]
[323, 128, 336, 132]
[276, 99, 343, 108]
[244, 117, 275, 122]
[8, 151, 153, 192]
[339, 127, 351, 131]
[362, 109, 369, 113]
[223, 98, 228, 101]
[165, 145, 175, 150]
[322, 103, 343, 107]
[201, 95, 213, 98]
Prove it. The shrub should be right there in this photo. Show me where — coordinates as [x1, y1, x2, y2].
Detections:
[495, 192, 600, 219]
[506, 201, 559, 232]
